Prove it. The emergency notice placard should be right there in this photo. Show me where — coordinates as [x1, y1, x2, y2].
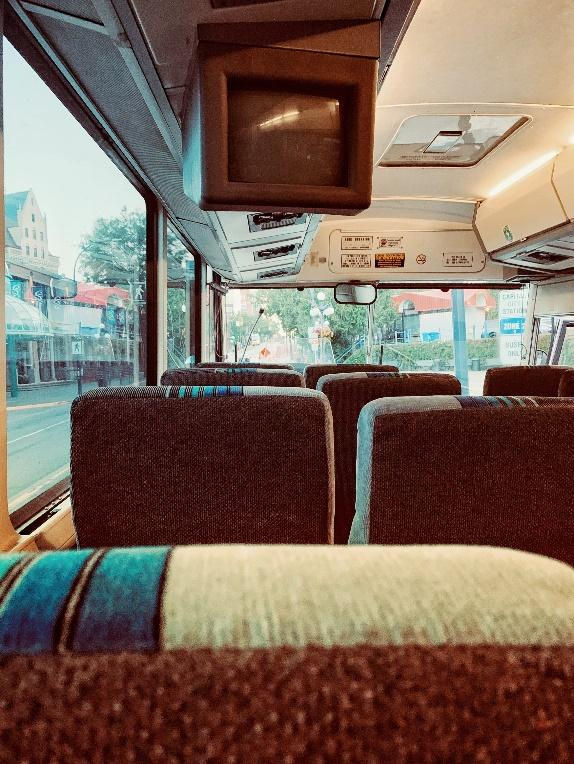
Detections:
[341, 253, 372, 269]
[375, 252, 405, 268]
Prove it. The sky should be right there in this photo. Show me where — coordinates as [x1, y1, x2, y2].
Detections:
[3, 41, 144, 280]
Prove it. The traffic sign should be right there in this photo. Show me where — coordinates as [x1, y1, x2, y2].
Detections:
[71, 340, 83, 356]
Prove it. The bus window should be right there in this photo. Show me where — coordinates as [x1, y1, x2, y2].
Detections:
[377, 287, 529, 395]
[533, 316, 557, 365]
[4, 41, 147, 523]
[167, 224, 195, 368]
[555, 321, 574, 365]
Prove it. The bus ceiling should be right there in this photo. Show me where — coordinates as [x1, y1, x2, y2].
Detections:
[6, 0, 574, 285]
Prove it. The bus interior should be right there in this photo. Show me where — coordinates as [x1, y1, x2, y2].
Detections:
[1, 0, 574, 759]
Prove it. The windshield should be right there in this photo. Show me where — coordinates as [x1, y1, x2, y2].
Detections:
[224, 286, 530, 393]
[225, 288, 370, 367]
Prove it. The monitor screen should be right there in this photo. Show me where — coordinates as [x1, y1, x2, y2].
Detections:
[227, 80, 347, 187]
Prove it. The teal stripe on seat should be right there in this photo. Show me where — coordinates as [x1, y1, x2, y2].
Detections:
[0, 555, 22, 585]
[70, 547, 170, 653]
[0, 550, 94, 654]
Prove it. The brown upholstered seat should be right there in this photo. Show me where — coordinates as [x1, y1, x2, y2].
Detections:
[71, 386, 333, 546]
[483, 365, 571, 396]
[196, 361, 294, 369]
[558, 369, 574, 397]
[318, 372, 461, 543]
[304, 363, 398, 389]
[2, 544, 574, 760]
[350, 394, 574, 565]
[161, 367, 304, 387]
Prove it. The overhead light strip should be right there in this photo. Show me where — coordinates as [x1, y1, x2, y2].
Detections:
[488, 151, 559, 198]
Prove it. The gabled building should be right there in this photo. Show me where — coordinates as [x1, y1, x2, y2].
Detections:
[5, 190, 61, 304]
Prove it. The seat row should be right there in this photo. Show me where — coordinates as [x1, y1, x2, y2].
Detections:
[164, 361, 574, 396]
[70, 373, 574, 565]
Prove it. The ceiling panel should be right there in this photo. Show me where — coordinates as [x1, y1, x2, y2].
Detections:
[371, 0, 574, 204]
[131, 0, 377, 92]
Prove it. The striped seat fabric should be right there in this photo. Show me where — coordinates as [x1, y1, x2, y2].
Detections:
[196, 361, 294, 370]
[350, 395, 574, 564]
[2, 545, 574, 760]
[483, 365, 571, 396]
[318, 372, 460, 543]
[161, 367, 303, 387]
[304, 363, 398, 389]
[71, 386, 333, 546]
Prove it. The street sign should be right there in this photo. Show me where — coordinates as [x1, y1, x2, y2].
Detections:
[71, 340, 83, 356]
[498, 291, 526, 363]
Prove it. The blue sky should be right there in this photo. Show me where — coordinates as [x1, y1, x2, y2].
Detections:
[3, 41, 143, 279]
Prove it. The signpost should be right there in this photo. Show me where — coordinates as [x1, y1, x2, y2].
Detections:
[498, 291, 527, 364]
[72, 339, 83, 396]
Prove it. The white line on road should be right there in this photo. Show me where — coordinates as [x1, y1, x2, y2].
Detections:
[8, 419, 68, 446]
[9, 465, 70, 510]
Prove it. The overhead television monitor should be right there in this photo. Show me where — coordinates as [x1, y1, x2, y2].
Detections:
[183, 28, 379, 216]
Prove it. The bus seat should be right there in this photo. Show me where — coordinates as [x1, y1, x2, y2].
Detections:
[1, 545, 574, 760]
[70, 386, 333, 546]
[318, 372, 461, 543]
[304, 363, 398, 389]
[196, 361, 294, 370]
[161, 367, 304, 387]
[350, 395, 574, 565]
[483, 365, 571, 397]
[558, 369, 574, 397]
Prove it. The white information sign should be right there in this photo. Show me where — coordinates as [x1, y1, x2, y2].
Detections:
[498, 291, 527, 364]
[71, 340, 83, 356]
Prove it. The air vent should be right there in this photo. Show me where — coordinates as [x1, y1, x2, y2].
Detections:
[519, 251, 574, 265]
[248, 213, 307, 233]
[254, 244, 297, 262]
[257, 268, 291, 280]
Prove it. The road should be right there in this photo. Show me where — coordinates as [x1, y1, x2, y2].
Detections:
[8, 401, 72, 510]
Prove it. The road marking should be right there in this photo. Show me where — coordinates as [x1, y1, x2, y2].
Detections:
[8, 419, 68, 445]
[8, 401, 69, 412]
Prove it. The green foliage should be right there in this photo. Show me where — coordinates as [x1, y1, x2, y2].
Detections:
[382, 337, 499, 369]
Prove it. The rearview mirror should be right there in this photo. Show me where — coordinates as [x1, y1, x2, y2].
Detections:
[50, 277, 77, 299]
[334, 283, 377, 305]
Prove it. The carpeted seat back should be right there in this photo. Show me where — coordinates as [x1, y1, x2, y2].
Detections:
[2, 544, 574, 759]
[558, 369, 574, 397]
[318, 372, 461, 543]
[161, 367, 303, 387]
[71, 386, 333, 546]
[304, 363, 398, 389]
[351, 395, 574, 564]
[196, 361, 294, 369]
[483, 365, 571, 396]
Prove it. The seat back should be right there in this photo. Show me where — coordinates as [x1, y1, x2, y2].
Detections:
[558, 369, 574, 397]
[161, 367, 304, 386]
[2, 545, 574, 761]
[196, 361, 294, 369]
[483, 365, 571, 396]
[351, 394, 574, 564]
[304, 363, 398, 389]
[318, 372, 461, 543]
[71, 386, 333, 546]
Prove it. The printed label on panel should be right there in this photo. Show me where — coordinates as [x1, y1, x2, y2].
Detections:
[341, 252, 373, 269]
[375, 252, 405, 268]
[443, 252, 474, 267]
[341, 235, 373, 250]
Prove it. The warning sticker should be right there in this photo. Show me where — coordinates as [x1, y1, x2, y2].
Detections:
[377, 236, 403, 249]
[375, 252, 405, 269]
[341, 235, 373, 251]
[341, 253, 372, 269]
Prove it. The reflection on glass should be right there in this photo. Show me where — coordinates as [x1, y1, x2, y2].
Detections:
[167, 224, 194, 367]
[228, 83, 344, 186]
[4, 41, 145, 515]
